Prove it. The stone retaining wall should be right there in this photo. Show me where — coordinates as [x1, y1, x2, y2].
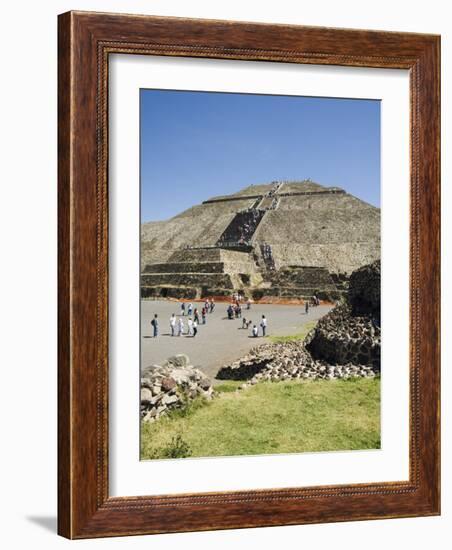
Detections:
[141, 273, 234, 289]
[144, 262, 226, 274]
[141, 286, 199, 299]
[306, 304, 380, 369]
[349, 260, 380, 320]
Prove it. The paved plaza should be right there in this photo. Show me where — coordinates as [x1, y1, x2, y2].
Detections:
[141, 300, 332, 382]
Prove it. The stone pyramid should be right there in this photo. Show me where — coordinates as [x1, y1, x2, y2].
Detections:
[141, 180, 380, 301]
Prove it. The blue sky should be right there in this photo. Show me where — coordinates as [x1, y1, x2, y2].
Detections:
[140, 89, 380, 222]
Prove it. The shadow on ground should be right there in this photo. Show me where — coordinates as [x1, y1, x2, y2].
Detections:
[26, 516, 57, 533]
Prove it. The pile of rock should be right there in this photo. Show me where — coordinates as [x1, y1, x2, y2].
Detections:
[141, 354, 214, 423]
[217, 339, 376, 388]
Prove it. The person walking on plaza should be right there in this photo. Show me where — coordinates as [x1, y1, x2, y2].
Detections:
[192, 319, 198, 337]
[178, 317, 184, 336]
[260, 314, 267, 337]
[170, 313, 176, 336]
[187, 317, 193, 336]
[210, 298, 215, 313]
[180, 302, 185, 316]
[201, 307, 207, 324]
[305, 300, 309, 315]
[227, 304, 234, 320]
[187, 302, 193, 316]
[151, 314, 159, 337]
[246, 297, 251, 310]
[194, 308, 200, 324]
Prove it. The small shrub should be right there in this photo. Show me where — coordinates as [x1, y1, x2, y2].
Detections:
[150, 434, 192, 459]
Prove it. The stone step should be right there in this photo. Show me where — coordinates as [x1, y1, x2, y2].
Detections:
[216, 209, 266, 246]
[141, 273, 234, 289]
[251, 286, 344, 300]
[144, 262, 226, 274]
[141, 286, 199, 300]
[267, 267, 337, 286]
[257, 197, 274, 209]
[141, 285, 234, 300]
[169, 248, 223, 263]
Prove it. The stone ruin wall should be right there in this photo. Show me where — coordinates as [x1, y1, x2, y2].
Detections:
[348, 260, 381, 320]
[306, 260, 380, 367]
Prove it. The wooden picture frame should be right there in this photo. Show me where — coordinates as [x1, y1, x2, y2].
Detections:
[58, 11, 440, 539]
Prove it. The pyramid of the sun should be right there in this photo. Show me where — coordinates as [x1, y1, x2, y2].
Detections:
[141, 180, 380, 300]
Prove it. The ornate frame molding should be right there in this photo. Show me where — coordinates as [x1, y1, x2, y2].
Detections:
[58, 11, 440, 538]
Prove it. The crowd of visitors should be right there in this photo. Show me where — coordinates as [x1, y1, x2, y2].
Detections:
[217, 208, 265, 247]
[151, 298, 216, 338]
[261, 243, 275, 270]
[149, 292, 269, 339]
[150, 292, 318, 339]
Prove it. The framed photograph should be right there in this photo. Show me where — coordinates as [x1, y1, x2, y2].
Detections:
[58, 11, 440, 538]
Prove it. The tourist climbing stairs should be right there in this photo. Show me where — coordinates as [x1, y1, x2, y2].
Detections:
[216, 209, 266, 247]
[260, 243, 276, 271]
[255, 181, 284, 210]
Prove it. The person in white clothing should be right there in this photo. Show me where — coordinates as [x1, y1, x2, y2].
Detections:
[169, 313, 176, 336]
[187, 317, 193, 336]
[260, 315, 267, 337]
[177, 317, 184, 336]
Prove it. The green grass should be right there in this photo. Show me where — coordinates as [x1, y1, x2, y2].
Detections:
[214, 380, 244, 393]
[268, 321, 318, 343]
[141, 377, 380, 460]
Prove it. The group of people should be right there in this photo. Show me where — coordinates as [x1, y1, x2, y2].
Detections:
[150, 292, 267, 339]
[231, 292, 251, 308]
[304, 295, 320, 314]
[151, 298, 217, 338]
[227, 294, 266, 337]
[241, 314, 267, 337]
[261, 243, 275, 270]
[227, 303, 242, 319]
[169, 313, 198, 337]
[218, 208, 263, 247]
[150, 291, 320, 339]
[180, 298, 215, 319]
[151, 311, 199, 338]
[312, 295, 320, 306]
